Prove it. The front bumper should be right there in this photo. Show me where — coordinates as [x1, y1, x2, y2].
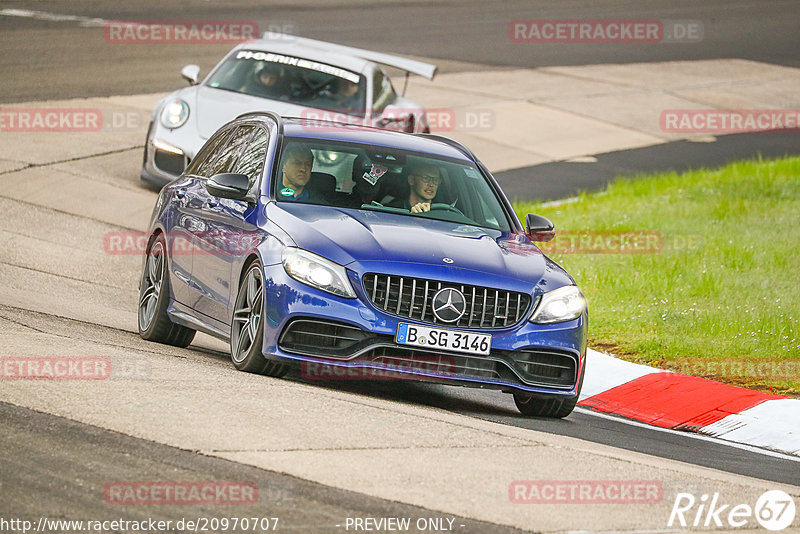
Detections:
[141, 136, 190, 188]
[140, 119, 204, 188]
[260, 263, 587, 396]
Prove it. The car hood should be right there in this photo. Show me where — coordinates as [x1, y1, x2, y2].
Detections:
[191, 86, 313, 139]
[268, 203, 572, 290]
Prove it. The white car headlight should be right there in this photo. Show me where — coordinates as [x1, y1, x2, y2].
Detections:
[530, 285, 586, 324]
[282, 248, 356, 298]
[160, 99, 189, 129]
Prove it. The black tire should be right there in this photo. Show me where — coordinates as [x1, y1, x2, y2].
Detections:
[513, 357, 586, 418]
[138, 234, 196, 347]
[230, 260, 288, 377]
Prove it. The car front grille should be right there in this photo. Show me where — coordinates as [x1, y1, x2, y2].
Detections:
[362, 273, 532, 329]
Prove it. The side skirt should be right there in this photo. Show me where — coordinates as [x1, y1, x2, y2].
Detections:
[168, 300, 230, 341]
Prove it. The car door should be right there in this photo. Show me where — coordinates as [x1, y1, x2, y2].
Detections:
[189, 124, 269, 326]
[167, 126, 234, 307]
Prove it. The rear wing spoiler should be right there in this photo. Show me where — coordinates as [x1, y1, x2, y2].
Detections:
[261, 33, 437, 80]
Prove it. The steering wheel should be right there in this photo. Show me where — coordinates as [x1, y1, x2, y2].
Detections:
[428, 202, 463, 215]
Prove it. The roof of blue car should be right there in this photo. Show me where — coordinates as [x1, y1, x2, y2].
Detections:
[280, 118, 474, 161]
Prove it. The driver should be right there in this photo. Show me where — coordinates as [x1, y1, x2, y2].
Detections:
[387, 163, 442, 213]
[245, 63, 286, 99]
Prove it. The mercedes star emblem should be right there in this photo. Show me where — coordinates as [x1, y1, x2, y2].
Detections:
[431, 287, 467, 323]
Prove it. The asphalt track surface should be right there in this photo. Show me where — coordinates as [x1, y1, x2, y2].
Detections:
[1, 0, 799, 103]
[1, 1, 799, 531]
[0, 401, 525, 534]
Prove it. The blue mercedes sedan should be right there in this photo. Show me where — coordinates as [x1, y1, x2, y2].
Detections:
[138, 112, 588, 417]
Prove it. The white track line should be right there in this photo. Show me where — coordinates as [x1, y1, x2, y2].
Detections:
[0, 8, 107, 27]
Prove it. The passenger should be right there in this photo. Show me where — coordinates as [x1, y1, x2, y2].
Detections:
[387, 163, 442, 213]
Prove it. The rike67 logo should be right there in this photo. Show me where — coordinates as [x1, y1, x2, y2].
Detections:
[669, 490, 796, 531]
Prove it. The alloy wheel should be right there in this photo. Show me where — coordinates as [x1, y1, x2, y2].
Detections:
[138, 240, 165, 331]
[232, 266, 263, 364]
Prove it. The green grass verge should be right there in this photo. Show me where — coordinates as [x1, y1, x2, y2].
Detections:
[514, 156, 800, 396]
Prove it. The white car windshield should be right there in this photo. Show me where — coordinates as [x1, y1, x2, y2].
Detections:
[205, 50, 367, 116]
[275, 139, 513, 232]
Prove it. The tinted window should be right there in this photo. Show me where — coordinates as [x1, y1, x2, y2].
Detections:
[235, 127, 269, 192]
[187, 127, 233, 178]
[207, 125, 255, 177]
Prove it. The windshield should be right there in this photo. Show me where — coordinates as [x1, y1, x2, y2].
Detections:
[274, 138, 512, 232]
[205, 49, 367, 116]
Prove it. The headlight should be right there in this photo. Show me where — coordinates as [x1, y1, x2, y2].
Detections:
[530, 285, 586, 324]
[282, 248, 356, 298]
[159, 99, 189, 129]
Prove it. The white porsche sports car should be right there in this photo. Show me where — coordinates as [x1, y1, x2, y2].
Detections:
[141, 34, 437, 187]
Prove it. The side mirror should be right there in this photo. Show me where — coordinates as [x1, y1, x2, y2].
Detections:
[206, 173, 251, 201]
[181, 64, 201, 85]
[525, 213, 556, 242]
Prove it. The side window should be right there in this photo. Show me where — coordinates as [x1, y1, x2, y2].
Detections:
[187, 128, 233, 178]
[234, 127, 269, 192]
[207, 125, 255, 177]
[371, 69, 396, 113]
